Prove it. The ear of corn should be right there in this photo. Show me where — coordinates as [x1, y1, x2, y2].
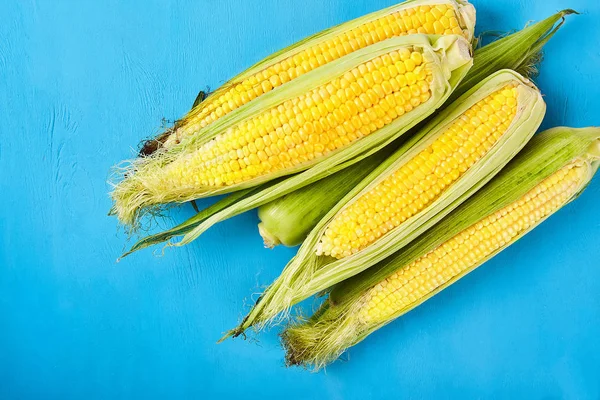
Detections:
[141, 0, 475, 154]
[222, 69, 545, 340]
[122, 9, 572, 257]
[256, 9, 574, 248]
[112, 35, 473, 228]
[281, 127, 600, 370]
[316, 82, 523, 259]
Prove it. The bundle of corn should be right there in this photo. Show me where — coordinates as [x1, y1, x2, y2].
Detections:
[122, 10, 572, 257]
[111, 34, 472, 228]
[222, 69, 545, 340]
[256, 9, 575, 248]
[282, 127, 600, 370]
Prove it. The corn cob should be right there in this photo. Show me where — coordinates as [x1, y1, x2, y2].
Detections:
[111, 35, 472, 227]
[122, 10, 572, 257]
[282, 127, 600, 370]
[222, 69, 545, 339]
[140, 0, 475, 154]
[257, 9, 575, 248]
[319, 83, 521, 259]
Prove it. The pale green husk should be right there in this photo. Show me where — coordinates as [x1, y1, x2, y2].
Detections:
[122, 9, 573, 257]
[256, 9, 575, 248]
[282, 127, 600, 370]
[223, 69, 545, 340]
[111, 34, 472, 228]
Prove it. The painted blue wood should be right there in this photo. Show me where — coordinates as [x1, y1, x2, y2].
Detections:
[1, 0, 599, 398]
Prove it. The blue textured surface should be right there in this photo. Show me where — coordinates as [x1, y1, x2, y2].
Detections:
[2, 0, 599, 398]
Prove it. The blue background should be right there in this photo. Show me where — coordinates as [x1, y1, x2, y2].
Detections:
[2, 0, 599, 398]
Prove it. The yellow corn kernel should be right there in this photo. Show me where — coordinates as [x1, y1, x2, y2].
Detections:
[317, 85, 519, 259]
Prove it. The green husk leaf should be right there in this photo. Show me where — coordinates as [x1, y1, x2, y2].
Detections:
[283, 127, 600, 370]
[223, 70, 545, 339]
[447, 9, 576, 103]
[120, 186, 262, 259]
